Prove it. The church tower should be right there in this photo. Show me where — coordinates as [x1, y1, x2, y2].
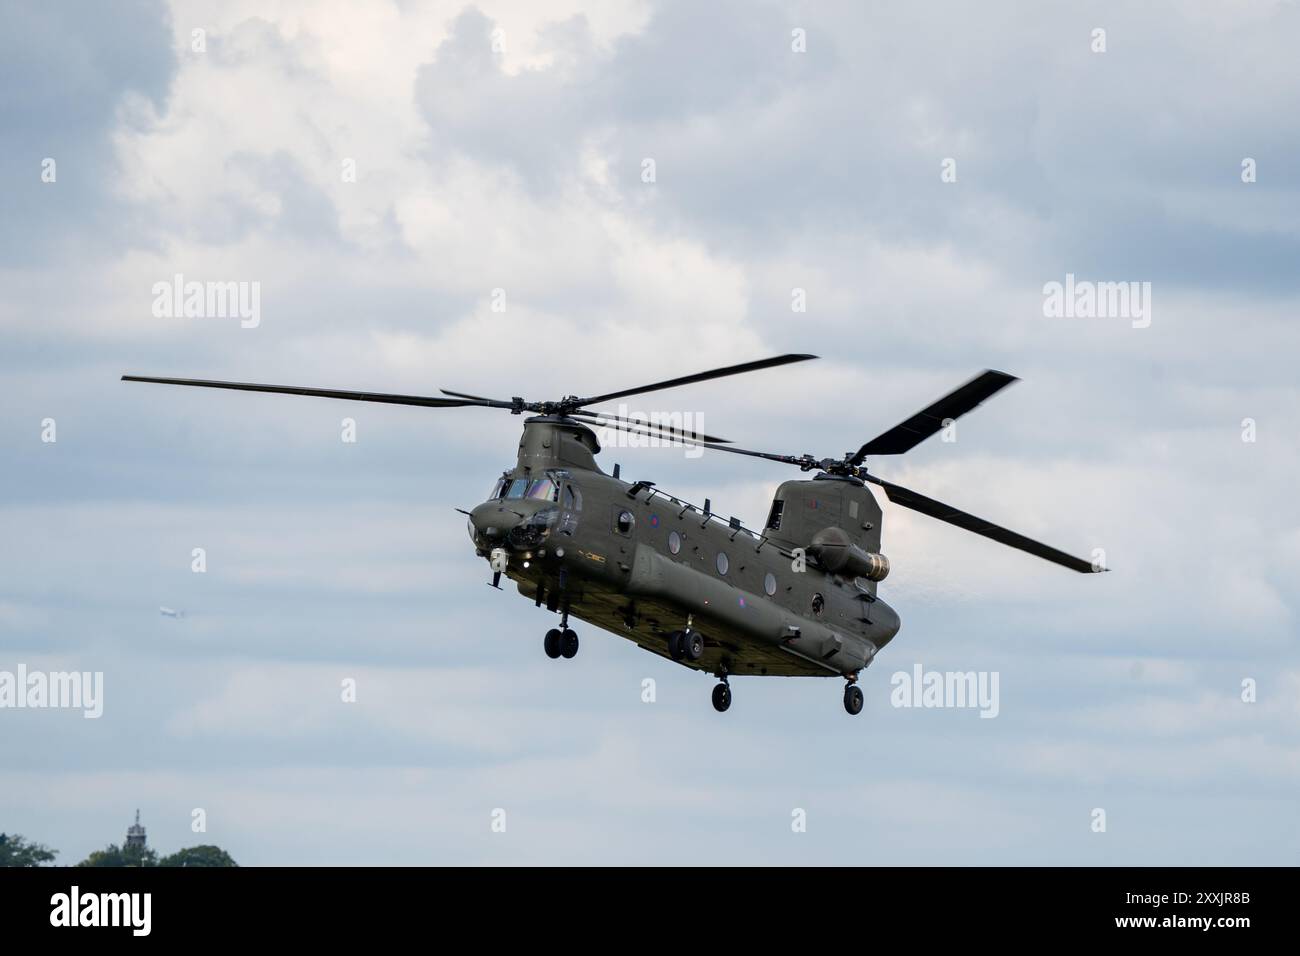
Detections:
[125, 809, 147, 850]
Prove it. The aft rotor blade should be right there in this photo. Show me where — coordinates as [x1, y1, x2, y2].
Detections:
[863, 475, 1103, 573]
[574, 354, 817, 409]
[568, 410, 731, 444]
[122, 376, 503, 408]
[851, 369, 1018, 461]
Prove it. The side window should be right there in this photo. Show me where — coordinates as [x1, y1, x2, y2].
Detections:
[766, 499, 785, 531]
[559, 484, 581, 536]
[563, 483, 582, 511]
[614, 508, 635, 536]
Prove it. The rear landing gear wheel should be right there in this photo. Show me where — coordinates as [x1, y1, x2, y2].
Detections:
[543, 629, 562, 659]
[843, 683, 864, 716]
[712, 682, 732, 713]
[560, 628, 579, 659]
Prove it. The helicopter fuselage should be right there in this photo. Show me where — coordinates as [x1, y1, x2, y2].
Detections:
[468, 416, 901, 680]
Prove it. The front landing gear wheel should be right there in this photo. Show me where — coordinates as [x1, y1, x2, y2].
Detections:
[543, 629, 562, 659]
[683, 630, 704, 661]
[560, 629, 579, 659]
[668, 631, 685, 661]
[712, 682, 732, 713]
[843, 683, 864, 716]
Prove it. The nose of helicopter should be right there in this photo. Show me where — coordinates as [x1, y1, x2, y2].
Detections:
[469, 500, 526, 539]
[468, 498, 559, 544]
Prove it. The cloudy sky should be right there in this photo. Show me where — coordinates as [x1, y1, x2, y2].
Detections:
[3, 0, 1298, 865]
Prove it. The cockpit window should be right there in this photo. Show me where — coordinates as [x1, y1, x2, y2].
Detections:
[500, 478, 561, 502]
[524, 479, 559, 502]
[499, 476, 556, 502]
[489, 478, 508, 499]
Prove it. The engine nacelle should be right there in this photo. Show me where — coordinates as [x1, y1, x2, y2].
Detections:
[807, 526, 890, 582]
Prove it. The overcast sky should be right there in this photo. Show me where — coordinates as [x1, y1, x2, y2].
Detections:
[3, 0, 1298, 865]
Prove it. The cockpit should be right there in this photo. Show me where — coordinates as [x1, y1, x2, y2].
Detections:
[490, 477, 560, 503]
[471, 473, 578, 551]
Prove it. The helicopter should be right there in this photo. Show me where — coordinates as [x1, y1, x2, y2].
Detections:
[123, 355, 1102, 715]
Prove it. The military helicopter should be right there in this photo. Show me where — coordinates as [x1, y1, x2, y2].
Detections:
[122, 355, 1101, 715]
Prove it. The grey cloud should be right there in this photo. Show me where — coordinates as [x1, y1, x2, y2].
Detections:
[0, 0, 176, 264]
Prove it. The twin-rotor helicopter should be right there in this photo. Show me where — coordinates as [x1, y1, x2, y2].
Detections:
[124, 355, 1101, 715]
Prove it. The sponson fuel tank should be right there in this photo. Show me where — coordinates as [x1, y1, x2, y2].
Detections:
[626, 543, 898, 674]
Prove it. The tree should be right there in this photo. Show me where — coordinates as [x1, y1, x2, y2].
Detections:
[0, 833, 57, 867]
[76, 842, 158, 867]
[159, 845, 238, 867]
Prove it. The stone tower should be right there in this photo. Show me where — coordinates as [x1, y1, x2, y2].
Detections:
[125, 809, 147, 850]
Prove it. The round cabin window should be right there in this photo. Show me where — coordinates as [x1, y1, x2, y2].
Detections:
[716, 552, 729, 575]
[811, 592, 825, 617]
[764, 572, 777, 596]
[616, 510, 635, 534]
[668, 530, 682, 554]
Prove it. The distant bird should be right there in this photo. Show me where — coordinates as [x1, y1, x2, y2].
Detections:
[159, 606, 185, 619]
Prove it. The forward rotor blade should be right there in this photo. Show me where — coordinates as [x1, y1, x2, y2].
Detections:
[852, 369, 1018, 461]
[578, 416, 721, 447]
[568, 410, 731, 444]
[440, 388, 504, 403]
[575, 354, 817, 409]
[122, 376, 502, 408]
[695, 441, 811, 468]
[863, 475, 1103, 573]
[583, 425, 807, 464]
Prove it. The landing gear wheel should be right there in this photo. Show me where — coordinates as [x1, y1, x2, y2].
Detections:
[668, 631, 685, 661]
[683, 629, 704, 661]
[543, 629, 562, 659]
[560, 628, 579, 659]
[712, 682, 732, 713]
[843, 683, 864, 716]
